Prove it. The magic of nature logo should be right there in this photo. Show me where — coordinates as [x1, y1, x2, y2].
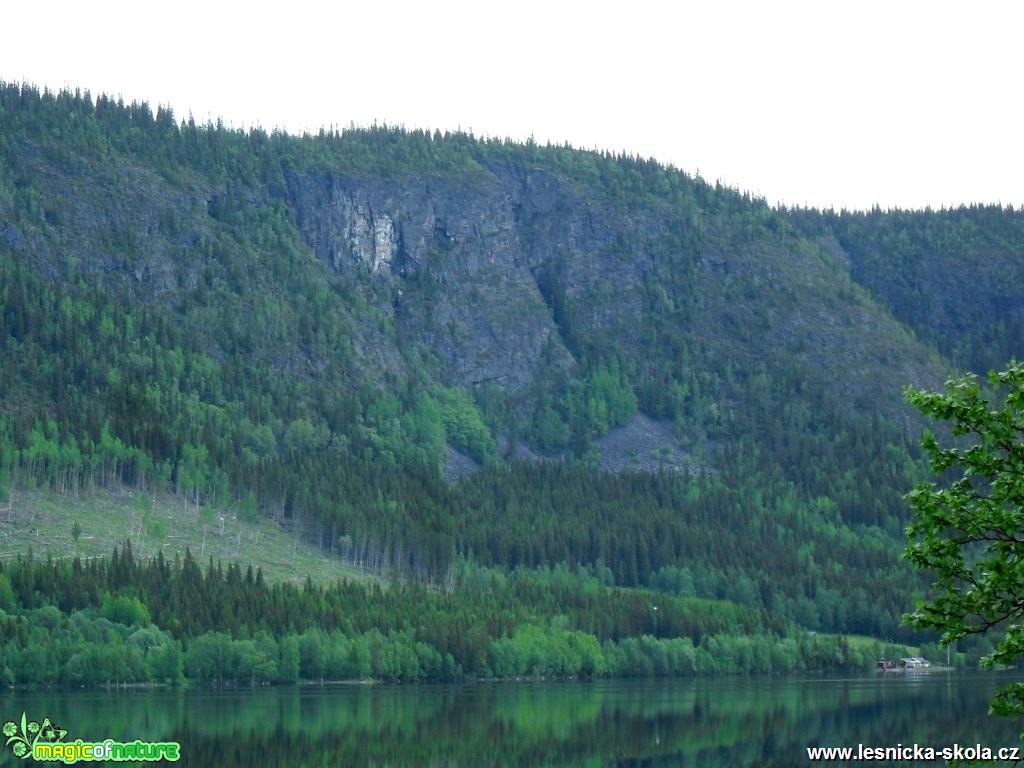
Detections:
[3, 712, 180, 763]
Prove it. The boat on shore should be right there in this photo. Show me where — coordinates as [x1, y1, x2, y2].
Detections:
[876, 657, 933, 672]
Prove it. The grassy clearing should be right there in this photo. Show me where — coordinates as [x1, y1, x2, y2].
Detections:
[0, 487, 374, 585]
[844, 633, 916, 656]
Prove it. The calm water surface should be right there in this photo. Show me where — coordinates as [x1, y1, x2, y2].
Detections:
[2, 672, 1022, 766]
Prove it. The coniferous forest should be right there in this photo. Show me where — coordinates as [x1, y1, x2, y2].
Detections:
[1, 82, 1023, 684]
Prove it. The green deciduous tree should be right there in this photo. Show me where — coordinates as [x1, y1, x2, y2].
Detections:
[903, 362, 1024, 715]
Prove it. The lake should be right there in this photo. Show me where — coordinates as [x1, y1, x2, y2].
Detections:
[2, 672, 1022, 766]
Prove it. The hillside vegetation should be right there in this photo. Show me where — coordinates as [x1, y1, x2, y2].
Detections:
[1, 83, 1023, 676]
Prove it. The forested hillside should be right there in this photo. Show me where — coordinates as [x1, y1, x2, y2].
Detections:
[0, 545, 920, 685]
[1, 82, 1023, 663]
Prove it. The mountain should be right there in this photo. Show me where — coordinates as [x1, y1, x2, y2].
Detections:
[2, 82, 1023, 642]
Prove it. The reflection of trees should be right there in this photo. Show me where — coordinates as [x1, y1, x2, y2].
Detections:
[2, 675, 1020, 767]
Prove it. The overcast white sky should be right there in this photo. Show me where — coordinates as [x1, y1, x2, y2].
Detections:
[2, 0, 1021, 210]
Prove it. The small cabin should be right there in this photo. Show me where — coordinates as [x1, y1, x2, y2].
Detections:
[901, 657, 930, 669]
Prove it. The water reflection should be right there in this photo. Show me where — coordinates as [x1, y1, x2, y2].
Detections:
[2, 673, 1021, 767]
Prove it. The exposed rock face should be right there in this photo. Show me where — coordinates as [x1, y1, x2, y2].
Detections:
[284, 170, 581, 391]
[280, 165, 942, 417]
[344, 205, 395, 274]
[281, 165, 688, 396]
[314, 194, 398, 275]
